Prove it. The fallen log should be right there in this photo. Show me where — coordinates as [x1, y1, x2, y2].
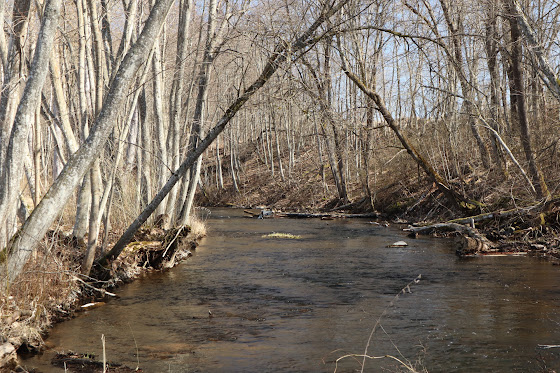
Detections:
[277, 212, 379, 219]
[445, 206, 538, 225]
[244, 210, 379, 219]
[405, 222, 495, 256]
[243, 209, 260, 217]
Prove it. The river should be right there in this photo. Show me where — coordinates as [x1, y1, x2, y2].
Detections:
[20, 208, 560, 372]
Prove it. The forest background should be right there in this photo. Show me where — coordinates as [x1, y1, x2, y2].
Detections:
[1, 0, 560, 363]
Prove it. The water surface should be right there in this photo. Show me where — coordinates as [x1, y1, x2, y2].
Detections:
[21, 208, 560, 372]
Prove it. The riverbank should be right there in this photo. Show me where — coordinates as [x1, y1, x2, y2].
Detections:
[4, 148, 560, 370]
[0, 221, 205, 371]
[18, 208, 560, 372]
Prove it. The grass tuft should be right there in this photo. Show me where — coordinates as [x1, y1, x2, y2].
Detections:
[262, 232, 302, 239]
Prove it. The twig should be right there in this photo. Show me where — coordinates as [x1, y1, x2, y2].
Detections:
[127, 322, 140, 370]
[359, 275, 422, 373]
[335, 353, 418, 373]
[161, 226, 186, 258]
[102, 334, 106, 373]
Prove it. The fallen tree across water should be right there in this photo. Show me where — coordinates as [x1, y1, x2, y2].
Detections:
[243, 209, 378, 219]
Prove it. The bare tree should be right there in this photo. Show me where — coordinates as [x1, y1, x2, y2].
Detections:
[503, 0, 549, 199]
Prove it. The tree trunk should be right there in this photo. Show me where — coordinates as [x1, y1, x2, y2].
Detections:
[505, 0, 560, 101]
[0, 0, 61, 253]
[338, 39, 467, 211]
[164, 0, 195, 225]
[439, 0, 490, 169]
[484, 4, 507, 176]
[505, 0, 549, 199]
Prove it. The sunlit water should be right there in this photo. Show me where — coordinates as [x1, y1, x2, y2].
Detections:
[20, 208, 560, 372]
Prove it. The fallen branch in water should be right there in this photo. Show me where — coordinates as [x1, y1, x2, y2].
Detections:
[244, 210, 379, 219]
[278, 212, 379, 219]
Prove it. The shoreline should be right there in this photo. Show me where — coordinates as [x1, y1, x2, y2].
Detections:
[4, 204, 560, 371]
[1, 225, 202, 372]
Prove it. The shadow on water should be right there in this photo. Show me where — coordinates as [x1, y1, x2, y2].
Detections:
[21, 208, 560, 372]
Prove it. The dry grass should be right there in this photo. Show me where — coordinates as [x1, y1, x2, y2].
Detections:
[186, 211, 208, 240]
[1, 229, 81, 349]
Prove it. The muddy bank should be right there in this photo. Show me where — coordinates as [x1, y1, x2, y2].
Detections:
[203, 161, 560, 264]
[400, 200, 560, 262]
[1, 225, 202, 372]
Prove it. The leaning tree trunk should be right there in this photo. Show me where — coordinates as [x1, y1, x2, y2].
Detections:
[337, 39, 467, 211]
[100, 0, 349, 266]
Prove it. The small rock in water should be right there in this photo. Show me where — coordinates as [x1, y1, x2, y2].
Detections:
[388, 241, 408, 247]
[258, 210, 274, 219]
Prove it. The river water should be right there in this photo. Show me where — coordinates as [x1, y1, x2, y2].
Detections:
[21, 208, 560, 372]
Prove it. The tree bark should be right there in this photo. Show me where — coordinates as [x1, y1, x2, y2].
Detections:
[0, 0, 62, 251]
[506, 0, 560, 101]
[505, 0, 549, 199]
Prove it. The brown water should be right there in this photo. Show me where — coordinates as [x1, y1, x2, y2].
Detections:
[20, 208, 560, 372]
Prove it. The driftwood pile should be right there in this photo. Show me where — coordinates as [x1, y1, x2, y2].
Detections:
[405, 202, 560, 258]
[92, 225, 194, 283]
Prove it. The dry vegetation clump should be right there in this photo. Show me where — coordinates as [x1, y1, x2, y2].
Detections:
[1, 232, 80, 357]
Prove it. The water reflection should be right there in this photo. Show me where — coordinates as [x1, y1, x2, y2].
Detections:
[21, 209, 560, 372]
